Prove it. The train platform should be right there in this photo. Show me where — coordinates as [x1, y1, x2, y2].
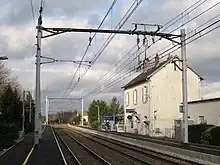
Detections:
[27, 126, 64, 165]
[0, 126, 64, 165]
[0, 132, 34, 165]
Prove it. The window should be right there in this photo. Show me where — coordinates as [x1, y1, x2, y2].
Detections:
[133, 89, 137, 105]
[198, 116, 205, 124]
[125, 92, 129, 106]
[142, 86, 148, 103]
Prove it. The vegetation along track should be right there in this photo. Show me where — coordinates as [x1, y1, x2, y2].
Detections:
[79, 126, 220, 156]
[65, 127, 203, 165]
[54, 127, 112, 165]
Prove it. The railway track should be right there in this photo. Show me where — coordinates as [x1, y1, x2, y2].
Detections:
[58, 127, 143, 165]
[109, 131, 220, 156]
[52, 127, 81, 165]
[65, 127, 203, 165]
[53, 127, 112, 165]
[78, 126, 220, 156]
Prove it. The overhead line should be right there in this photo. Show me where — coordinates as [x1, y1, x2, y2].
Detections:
[65, 0, 144, 97]
[90, 14, 220, 96]
[83, 0, 211, 97]
[29, 0, 36, 26]
[61, 0, 119, 99]
[58, 0, 119, 108]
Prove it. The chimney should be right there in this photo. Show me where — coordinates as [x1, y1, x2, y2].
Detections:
[143, 58, 149, 72]
[155, 54, 159, 67]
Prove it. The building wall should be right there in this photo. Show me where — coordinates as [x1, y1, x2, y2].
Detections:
[83, 115, 89, 122]
[123, 61, 201, 137]
[124, 81, 151, 135]
[150, 62, 201, 137]
[188, 100, 220, 126]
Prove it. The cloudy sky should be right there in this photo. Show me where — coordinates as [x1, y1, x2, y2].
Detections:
[0, 0, 220, 114]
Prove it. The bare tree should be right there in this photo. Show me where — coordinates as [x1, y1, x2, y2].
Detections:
[0, 61, 22, 97]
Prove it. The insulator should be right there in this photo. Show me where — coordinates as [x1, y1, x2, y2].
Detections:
[89, 36, 92, 46]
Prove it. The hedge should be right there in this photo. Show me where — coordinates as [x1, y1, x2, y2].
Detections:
[188, 124, 214, 143]
[0, 123, 20, 149]
[201, 126, 220, 145]
[91, 120, 98, 129]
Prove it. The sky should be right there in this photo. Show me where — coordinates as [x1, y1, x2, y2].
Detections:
[0, 0, 220, 114]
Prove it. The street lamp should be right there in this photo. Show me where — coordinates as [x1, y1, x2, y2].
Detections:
[0, 56, 8, 60]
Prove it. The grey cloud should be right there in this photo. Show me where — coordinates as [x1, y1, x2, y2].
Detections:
[87, 14, 100, 27]
[43, 34, 89, 60]
[3, 0, 220, 114]
[191, 56, 220, 82]
[2, 0, 108, 26]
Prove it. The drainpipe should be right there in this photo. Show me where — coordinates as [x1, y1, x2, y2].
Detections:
[148, 78, 152, 136]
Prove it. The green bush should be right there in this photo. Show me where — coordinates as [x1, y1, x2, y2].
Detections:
[0, 123, 20, 149]
[91, 120, 98, 129]
[69, 115, 81, 125]
[188, 124, 214, 143]
[201, 126, 220, 146]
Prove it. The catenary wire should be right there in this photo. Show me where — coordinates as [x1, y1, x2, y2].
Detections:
[83, 0, 215, 97]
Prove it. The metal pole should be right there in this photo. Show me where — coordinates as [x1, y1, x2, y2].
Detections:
[35, 12, 42, 145]
[29, 91, 32, 123]
[39, 75, 42, 139]
[97, 105, 100, 129]
[62, 111, 64, 124]
[81, 98, 84, 126]
[45, 96, 48, 125]
[22, 90, 25, 135]
[180, 29, 188, 144]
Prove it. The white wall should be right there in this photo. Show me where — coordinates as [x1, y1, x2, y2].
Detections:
[124, 81, 151, 134]
[83, 115, 88, 122]
[123, 60, 201, 137]
[188, 100, 220, 126]
[150, 61, 201, 137]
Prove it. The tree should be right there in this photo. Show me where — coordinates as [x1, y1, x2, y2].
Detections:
[109, 96, 123, 115]
[88, 99, 109, 125]
[0, 85, 22, 124]
[70, 114, 81, 125]
[0, 62, 28, 148]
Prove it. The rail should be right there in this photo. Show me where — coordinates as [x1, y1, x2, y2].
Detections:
[76, 125, 220, 156]
[65, 127, 204, 165]
[53, 126, 112, 165]
[52, 127, 81, 165]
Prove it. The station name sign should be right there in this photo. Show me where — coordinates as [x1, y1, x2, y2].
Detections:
[126, 109, 135, 113]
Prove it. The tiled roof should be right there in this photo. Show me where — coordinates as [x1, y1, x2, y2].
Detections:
[122, 58, 170, 89]
[122, 56, 203, 89]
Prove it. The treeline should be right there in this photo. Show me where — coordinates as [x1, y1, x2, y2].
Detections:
[0, 62, 35, 150]
[49, 110, 80, 124]
[88, 96, 123, 129]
